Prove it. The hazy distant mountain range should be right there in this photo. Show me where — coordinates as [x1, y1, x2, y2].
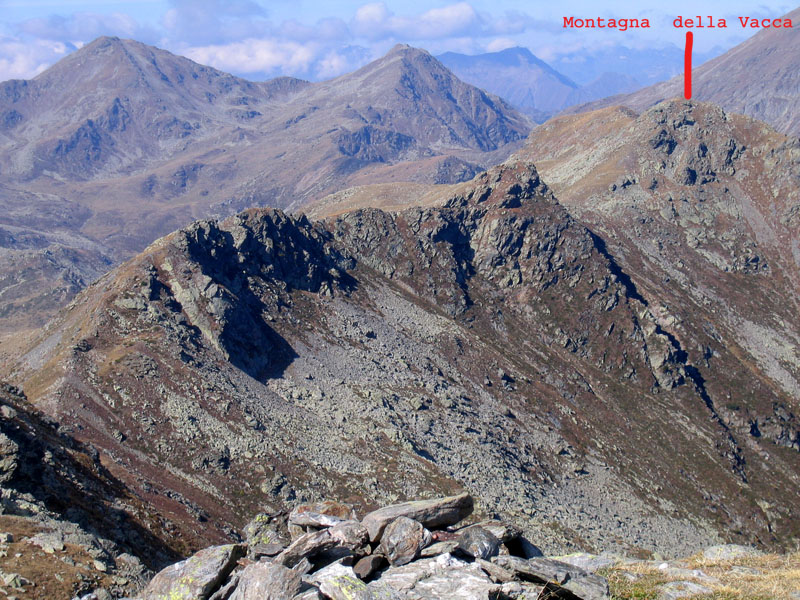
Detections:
[438, 47, 639, 121]
[437, 44, 725, 121]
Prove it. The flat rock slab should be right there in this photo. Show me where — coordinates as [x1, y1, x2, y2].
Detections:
[290, 511, 346, 528]
[361, 493, 473, 542]
[307, 562, 358, 587]
[494, 555, 610, 600]
[702, 544, 763, 561]
[420, 541, 458, 558]
[229, 561, 303, 600]
[274, 530, 338, 568]
[368, 553, 529, 599]
[290, 501, 356, 526]
[138, 544, 245, 600]
[553, 553, 620, 573]
[319, 571, 373, 600]
[657, 580, 712, 599]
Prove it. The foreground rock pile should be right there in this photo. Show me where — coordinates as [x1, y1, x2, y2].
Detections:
[132, 493, 609, 600]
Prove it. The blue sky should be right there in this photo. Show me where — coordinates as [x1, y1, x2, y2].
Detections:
[0, 1, 794, 81]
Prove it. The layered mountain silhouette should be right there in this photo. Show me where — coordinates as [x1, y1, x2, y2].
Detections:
[568, 7, 800, 136]
[438, 47, 641, 121]
[0, 38, 531, 333]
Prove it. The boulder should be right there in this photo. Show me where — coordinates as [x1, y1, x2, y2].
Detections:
[455, 526, 501, 560]
[353, 554, 386, 580]
[361, 493, 473, 542]
[138, 544, 245, 600]
[229, 561, 303, 600]
[319, 570, 372, 600]
[420, 541, 458, 558]
[242, 513, 287, 548]
[368, 553, 528, 599]
[657, 580, 712, 599]
[328, 520, 370, 553]
[274, 530, 338, 568]
[307, 562, 357, 588]
[379, 517, 432, 566]
[494, 555, 610, 600]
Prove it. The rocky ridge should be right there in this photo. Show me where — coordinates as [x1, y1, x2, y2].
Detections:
[4, 139, 799, 583]
[518, 99, 800, 453]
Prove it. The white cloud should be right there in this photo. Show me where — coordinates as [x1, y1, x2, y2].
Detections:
[17, 11, 158, 43]
[184, 38, 317, 76]
[315, 50, 349, 79]
[0, 37, 70, 80]
[416, 3, 479, 37]
[486, 37, 516, 52]
[352, 2, 481, 41]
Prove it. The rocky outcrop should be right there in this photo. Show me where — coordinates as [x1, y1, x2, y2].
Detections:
[133, 494, 609, 600]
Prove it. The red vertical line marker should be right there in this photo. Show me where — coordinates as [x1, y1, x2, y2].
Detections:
[684, 31, 693, 99]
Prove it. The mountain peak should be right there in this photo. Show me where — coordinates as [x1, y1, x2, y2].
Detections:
[386, 43, 418, 56]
